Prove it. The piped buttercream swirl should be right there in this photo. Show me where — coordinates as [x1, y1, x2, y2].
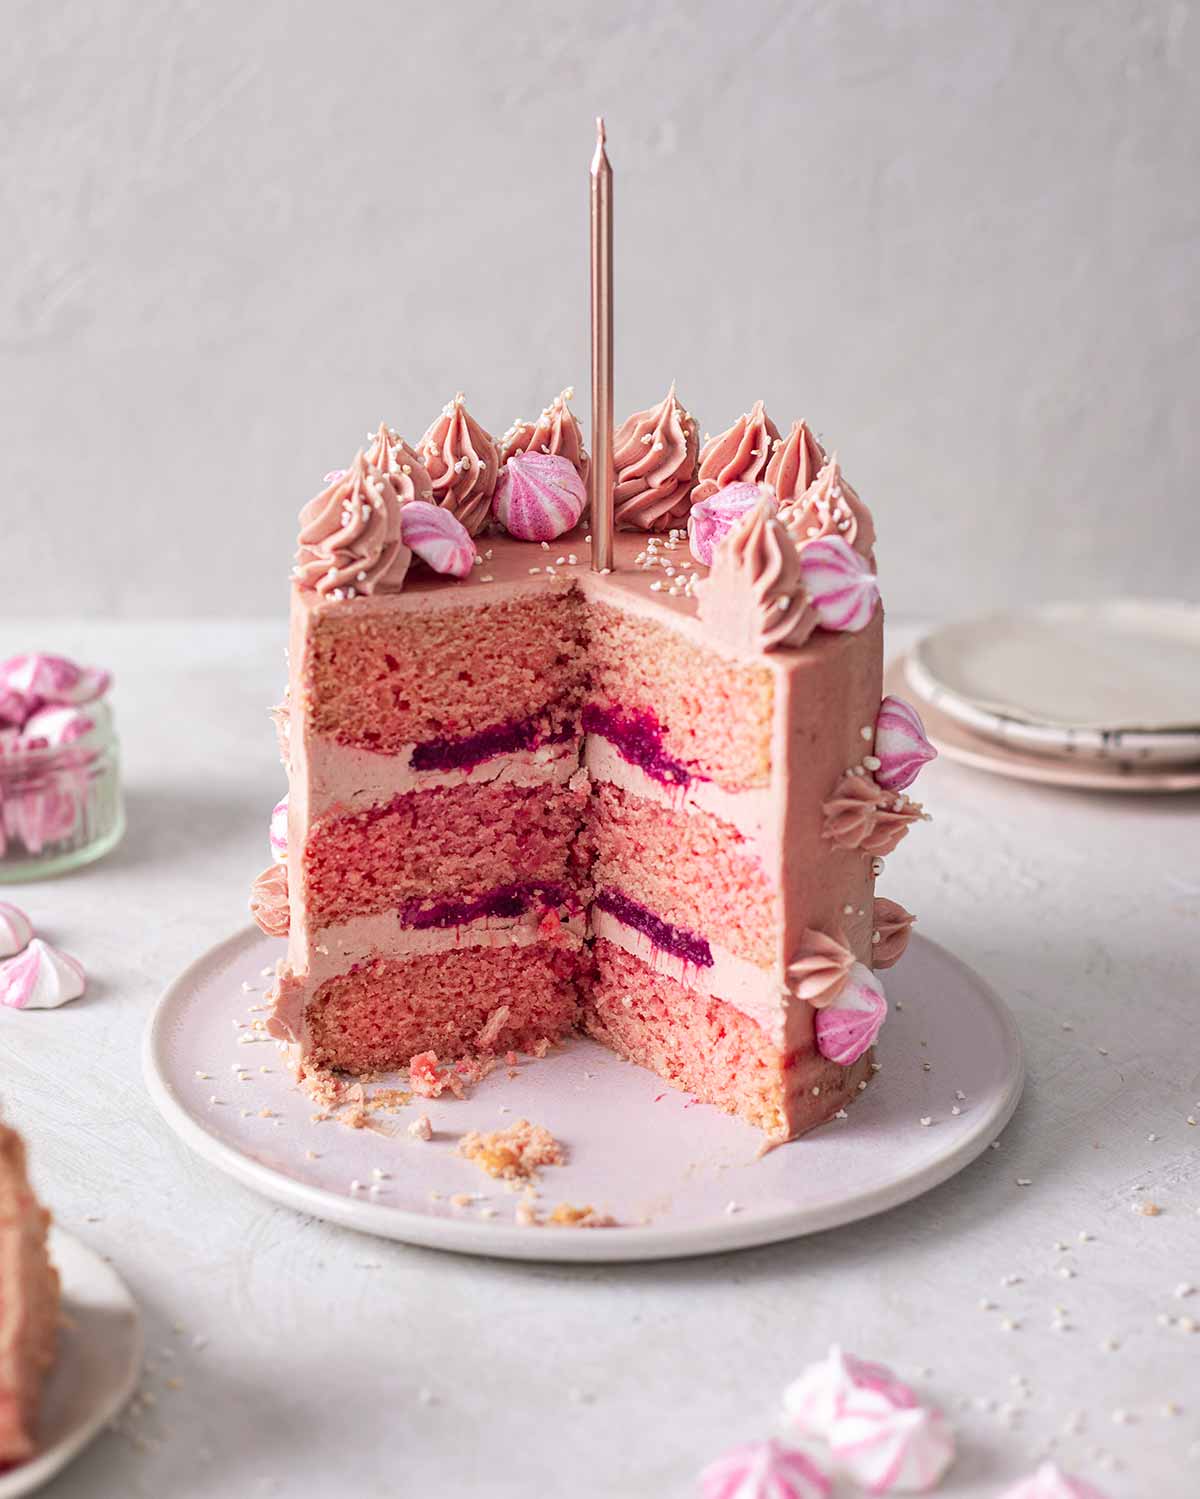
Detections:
[697, 498, 817, 653]
[821, 772, 926, 855]
[364, 422, 435, 505]
[871, 898, 915, 968]
[418, 394, 500, 538]
[499, 388, 590, 487]
[780, 453, 876, 558]
[693, 399, 781, 503]
[295, 451, 410, 599]
[612, 383, 698, 532]
[765, 419, 828, 504]
[787, 929, 855, 1008]
[250, 864, 290, 938]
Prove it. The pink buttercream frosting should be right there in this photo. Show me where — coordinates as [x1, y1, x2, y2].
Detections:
[364, 422, 435, 505]
[871, 898, 915, 969]
[493, 453, 587, 541]
[295, 452, 410, 599]
[498, 388, 590, 487]
[251, 864, 290, 938]
[418, 394, 500, 538]
[693, 400, 781, 503]
[781, 454, 876, 558]
[697, 499, 817, 653]
[821, 773, 926, 856]
[787, 928, 855, 1008]
[765, 419, 828, 504]
[612, 384, 699, 532]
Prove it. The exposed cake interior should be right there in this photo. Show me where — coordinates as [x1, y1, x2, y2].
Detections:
[269, 529, 893, 1141]
[0, 1124, 59, 1471]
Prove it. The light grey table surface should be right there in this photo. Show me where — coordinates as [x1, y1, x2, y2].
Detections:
[1, 618, 1197, 1499]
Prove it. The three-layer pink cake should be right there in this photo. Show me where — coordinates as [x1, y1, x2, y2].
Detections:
[0, 1122, 59, 1469]
[255, 390, 933, 1141]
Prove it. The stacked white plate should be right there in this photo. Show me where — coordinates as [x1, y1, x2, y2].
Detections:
[894, 600, 1200, 794]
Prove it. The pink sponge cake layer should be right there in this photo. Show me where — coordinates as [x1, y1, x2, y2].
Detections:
[590, 781, 777, 965]
[301, 587, 586, 756]
[586, 600, 774, 790]
[303, 780, 590, 928]
[304, 942, 585, 1073]
[587, 939, 873, 1138]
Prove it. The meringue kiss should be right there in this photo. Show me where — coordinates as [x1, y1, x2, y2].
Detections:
[873, 696, 936, 791]
[783, 1345, 917, 1439]
[829, 1403, 955, 1494]
[0, 938, 87, 1009]
[493, 452, 586, 542]
[0, 902, 34, 959]
[813, 962, 887, 1066]
[399, 501, 476, 579]
[798, 536, 880, 633]
[699, 1439, 830, 1499]
[688, 482, 777, 567]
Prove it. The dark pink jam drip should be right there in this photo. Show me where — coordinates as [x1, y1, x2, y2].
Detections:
[410, 714, 575, 774]
[593, 887, 713, 968]
[581, 704, 700, 787]
[400, 882, 579, 930]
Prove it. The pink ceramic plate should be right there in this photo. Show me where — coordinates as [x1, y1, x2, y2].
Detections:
[142, 927, 1023, 1263]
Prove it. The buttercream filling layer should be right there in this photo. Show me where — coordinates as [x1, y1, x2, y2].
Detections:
[301, 736, 582, 819]
[591, 887, 712, 968]
[304, 908, 587, 988]
[590, 908, 785, 1044]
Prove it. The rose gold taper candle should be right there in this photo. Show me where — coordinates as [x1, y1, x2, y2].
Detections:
[590, 117, 614, 572]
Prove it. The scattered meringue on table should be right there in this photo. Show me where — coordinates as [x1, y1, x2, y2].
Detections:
[0, 901, 34, 959]
[698, 1438, 830, 1499]
[996, 1463, 1111, 1499]
[0, 937, 87, 1009]
[828, 1401, 956, 1494]
[782, 1344, 917, 1438]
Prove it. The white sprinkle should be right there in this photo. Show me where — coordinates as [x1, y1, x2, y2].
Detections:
[350, 1179, 364, 1193]
[194, 1071, 211, 1080]
[1016, 1178, 1033, 1187]
[725, 1201, 741, 1215]
[1147, 1133, 1159, 1142]
[1175, 1283, 1196, 1299]
[919, 1116, 933, 1128]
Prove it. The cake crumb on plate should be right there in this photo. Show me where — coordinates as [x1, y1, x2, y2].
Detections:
[456, 1118, 565, 1183]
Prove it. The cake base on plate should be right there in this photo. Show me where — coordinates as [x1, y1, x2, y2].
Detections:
[143, 927, 1023, 1263]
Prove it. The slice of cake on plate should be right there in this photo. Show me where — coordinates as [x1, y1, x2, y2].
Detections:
[253, 391, 934, 1142]
[0, 1119, 60, 1469]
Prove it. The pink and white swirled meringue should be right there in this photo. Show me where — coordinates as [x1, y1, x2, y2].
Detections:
[270, 796, 288, 864]
[872, 898, 916, 969]
[18, 704, 95, 750]
[0, 654, 111, 708]
[798, 536, 880, 633]
[498, 388, 590, 486]
[996, 1463, 1110, 1499]
[250, 864, 289, 938]
[781, 454, 876, 558]
[295, 451, 410, 599]
[698, 500, 817, 653]
[399, 501, 476, 578]
[364, 422, 436, 504]
[0, 938, 87, 1009]
[699, 1439, 830, 1499]
[612, 383, 699, 532]
[873, 697, 937, 791]
[0, 902, 34, 959]
[813, 962, 887, 1065]
[783, 1346, 918, 1439]
[693, 400, 781, 504]
[0, 688, 30, 727]
[688, 482, 778, 567]
[493, 452, 587, 541]
[786, 929, 855, 1009]
[418, 394, 500, 538]
[764, 419, 827, 505]
[829, 1403, 955, 1494]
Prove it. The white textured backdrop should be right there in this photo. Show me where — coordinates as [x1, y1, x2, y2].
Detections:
[3, 0, 1197, 619]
